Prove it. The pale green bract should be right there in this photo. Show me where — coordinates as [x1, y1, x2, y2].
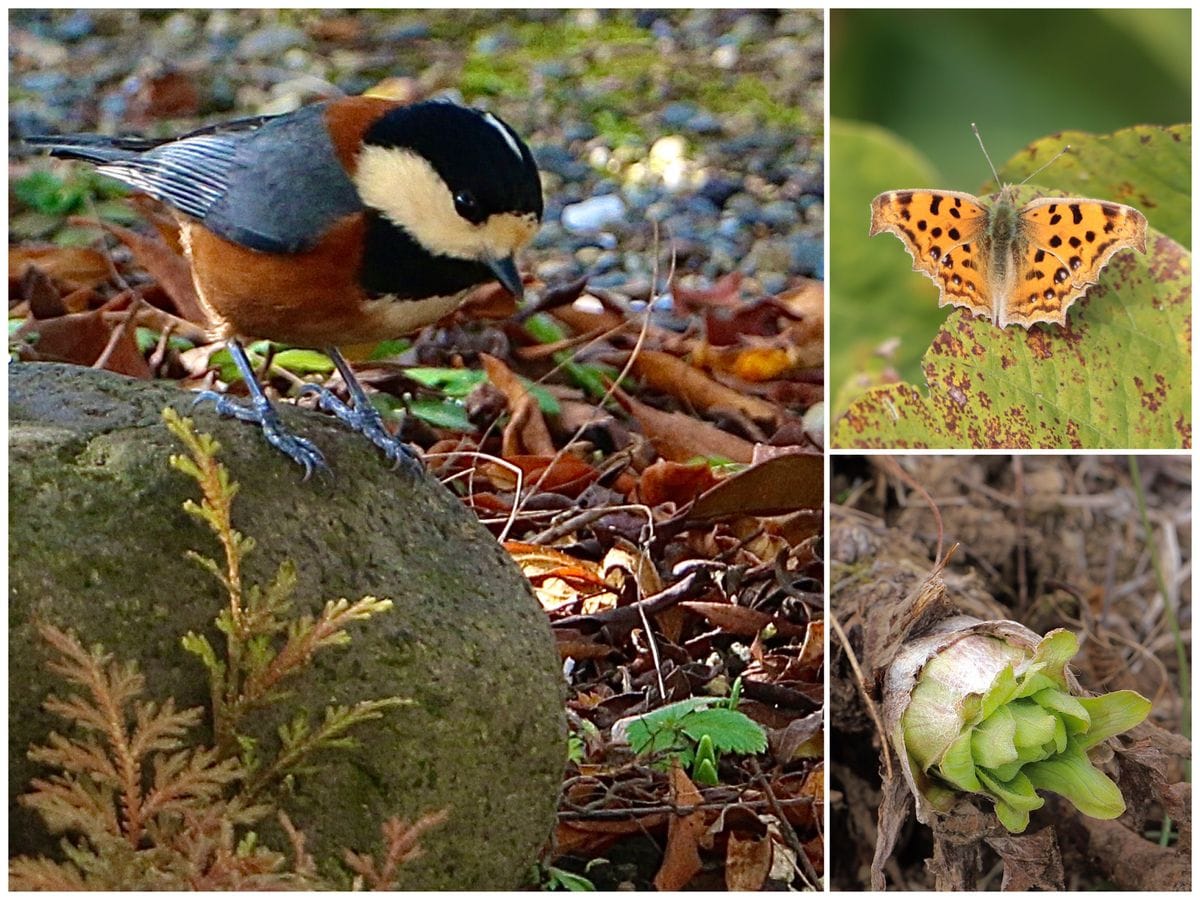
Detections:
[886, 618, 1151, 833]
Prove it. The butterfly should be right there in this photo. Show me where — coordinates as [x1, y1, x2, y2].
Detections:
[869, 126, 1148, 329]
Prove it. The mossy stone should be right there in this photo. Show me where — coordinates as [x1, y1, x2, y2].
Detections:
[9, 362, 566, 888]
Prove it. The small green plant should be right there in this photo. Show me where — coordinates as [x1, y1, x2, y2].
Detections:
[12, 169, 126, 216]
[625, 678, 767, 786]
[532, 861, 599, 891]
[889, 620, 1151, 833]
[9, 410, 445, 889]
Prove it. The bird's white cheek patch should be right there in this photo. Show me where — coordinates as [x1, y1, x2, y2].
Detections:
[354, 146, 477, 259]
[354, 145, 538, 262]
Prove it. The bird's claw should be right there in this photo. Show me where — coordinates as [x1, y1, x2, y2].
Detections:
[193, 390, 327, 479]
[300, 384, 423, 474]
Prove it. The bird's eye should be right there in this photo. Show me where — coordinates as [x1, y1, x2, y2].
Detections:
[453, 190, 484, 224]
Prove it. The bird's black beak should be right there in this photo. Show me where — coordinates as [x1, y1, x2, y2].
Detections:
[487, 255, 525, 301]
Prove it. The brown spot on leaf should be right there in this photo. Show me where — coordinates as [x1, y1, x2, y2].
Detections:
[1025, 329, 1054, 360]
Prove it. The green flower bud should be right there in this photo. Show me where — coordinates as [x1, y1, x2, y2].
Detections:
[885, 617, 1151, 833]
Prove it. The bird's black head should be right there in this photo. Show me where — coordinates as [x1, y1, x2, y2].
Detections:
[352, 101, 542, 301]
[365, 100, 542, 223]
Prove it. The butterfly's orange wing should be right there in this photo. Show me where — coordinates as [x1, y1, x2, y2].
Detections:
[870, 190, 994, 320]
[1005, 198, 1148, 328]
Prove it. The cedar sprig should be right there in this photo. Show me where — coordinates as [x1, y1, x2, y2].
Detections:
[343, 810, 451, 890]
[9, 624, 307, 890]
[163, 409, 399, 774]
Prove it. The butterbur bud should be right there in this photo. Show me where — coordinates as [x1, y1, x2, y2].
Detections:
[884, 616, 1151, 833]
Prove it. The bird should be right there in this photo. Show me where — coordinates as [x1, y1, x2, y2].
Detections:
[24, 96, 544, 477]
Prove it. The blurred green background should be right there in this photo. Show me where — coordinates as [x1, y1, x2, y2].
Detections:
[829, 9, 1191, 407]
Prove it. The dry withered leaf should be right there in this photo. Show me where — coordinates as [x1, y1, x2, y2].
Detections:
[482, 453, 603, 497]
[778, 278, 823, 319]
[678, 600, 806, 640]
[630, 348, 780, 424]
[89, 219, 206, 323]
[601, 538, 663, 602]
[725, 830, 772, 891]
[983, 827, 1065, 892]
[555, 813, 668, 857]
[611, 386, 754, 464]
[704, 296, 799, 346]
[682, 451, 823, 522]
[638, 459, 719, 508]
[14, 307, 150, 378]
[672, 271, 744, 314]
[794, 620, 824, 676]
[10, 245, 110, 288]
[774, 765, 823, 832]
[456, 281, 519, 321]
[548, 300, 626, 336]
[18, 265, 64, 318]
[503, 541, 615, 612]
[481, 353, 556, 456]
[769, 710, 823, 763]
[127, 69, 201, 122]
[654, 763, 708, 891]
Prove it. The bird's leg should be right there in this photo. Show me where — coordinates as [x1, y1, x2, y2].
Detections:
[193, 338, 327, 479]
[300, 346, 423, 473]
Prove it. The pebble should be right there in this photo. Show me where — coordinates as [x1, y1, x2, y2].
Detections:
[534, 145, 590, 181]
[759, 272, 788, 295]
[684, 112, 723, 135]
[562, 120, 597, 143]
[697, 177, 741, 208]
[236, 25, 307, 60]
[760, 200, 800, 228]
[561, 194, 627, 233]
[384, 23, 431, 42]
[575, 246, 602, 267]
[593, 250, 622, 273]
[661, 102, 698, 128]
[56, 11, 94, 41]
[791, 236, 824, 279]
[741, 238, 793, 276]
[712, 44, 739, 70]
[536, 258, 583, 283]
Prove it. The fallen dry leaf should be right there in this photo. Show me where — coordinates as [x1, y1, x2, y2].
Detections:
[654, 763, 708, 891]
[725, 830, 773, 891]
[630, 349, 780, 424]
[89, 219, 207, 324]
[679, 600, 806, 640]
[682, 451, 823, 522]
[638, 459, 720, 508]
[602, 538, 663, 602]
[9, 245, 110, 288]
[672, 271, 744, 313]
[14, 306, 151, 378]
[556, 813, 668, 857]
[612, 386, 755, 464]
[481, 352, 556, 456]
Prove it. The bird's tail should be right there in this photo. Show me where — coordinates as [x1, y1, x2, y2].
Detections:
[22, 133, 161, 163]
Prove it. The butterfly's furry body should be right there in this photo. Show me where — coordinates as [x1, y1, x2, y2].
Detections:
[871, 184, 1147, 329]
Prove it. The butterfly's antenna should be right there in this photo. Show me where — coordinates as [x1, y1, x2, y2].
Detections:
[971, 123, 1001, 185]
[1018, 144, 1071, 186]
